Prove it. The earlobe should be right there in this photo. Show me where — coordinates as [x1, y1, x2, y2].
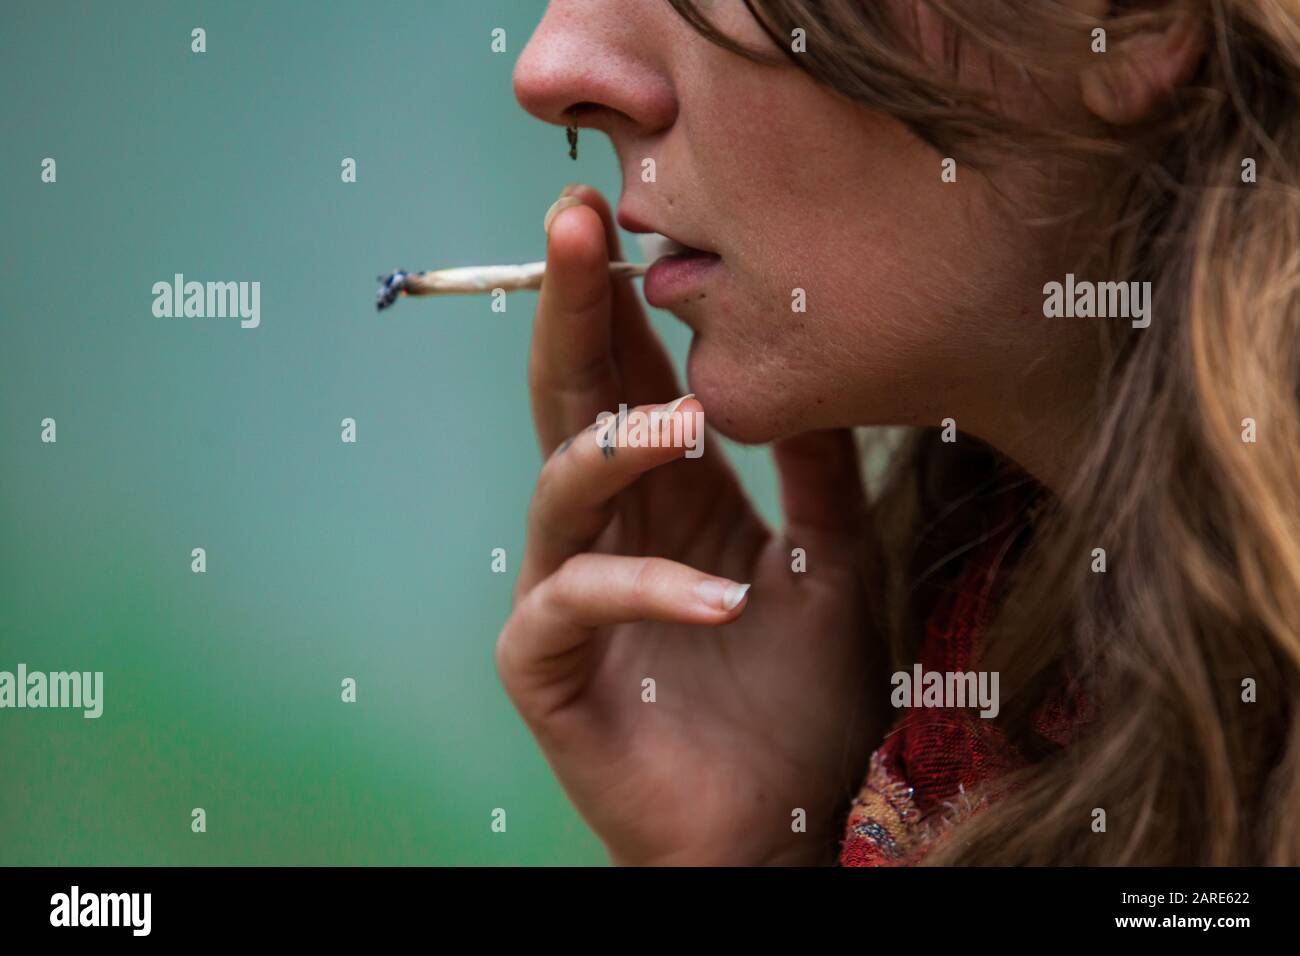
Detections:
[1081, 9, 1206, 124]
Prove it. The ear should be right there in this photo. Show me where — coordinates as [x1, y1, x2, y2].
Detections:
[1081, 6, 1206, 124]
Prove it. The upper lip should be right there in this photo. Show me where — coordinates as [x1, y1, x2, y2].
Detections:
[616, 206, 716, 256]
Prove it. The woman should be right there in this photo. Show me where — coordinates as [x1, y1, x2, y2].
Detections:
[498, 0, 1300, 865]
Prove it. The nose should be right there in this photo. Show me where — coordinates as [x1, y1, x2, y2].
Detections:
[512, 1, 678, 140]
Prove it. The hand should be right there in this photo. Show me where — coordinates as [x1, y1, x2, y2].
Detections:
[497, 185, 888, 865]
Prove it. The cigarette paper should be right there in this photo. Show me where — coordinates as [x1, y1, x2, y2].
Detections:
[376, 261, 646, 310]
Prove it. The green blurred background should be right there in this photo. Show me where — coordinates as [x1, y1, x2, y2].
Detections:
[0, 0, 780, 864]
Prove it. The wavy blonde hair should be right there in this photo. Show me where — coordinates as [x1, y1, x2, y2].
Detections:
[667, 0, 1300, 864]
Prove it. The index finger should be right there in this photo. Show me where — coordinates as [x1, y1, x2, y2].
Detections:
[528, 199, 623, 456]
[560, 185, 682, 406]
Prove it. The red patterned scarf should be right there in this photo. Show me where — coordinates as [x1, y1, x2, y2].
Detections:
[839, 500, 1083, 866]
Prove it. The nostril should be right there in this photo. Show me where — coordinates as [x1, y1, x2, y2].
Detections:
[565, 102, 604, 124]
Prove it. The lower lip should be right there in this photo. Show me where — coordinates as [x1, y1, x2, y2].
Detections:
[643, 251, 721, 309]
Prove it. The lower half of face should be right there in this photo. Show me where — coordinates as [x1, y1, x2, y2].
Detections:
[652, 98, 1069, 446]
[674, 248, 985, 446]
[609, 2, 1096, 447]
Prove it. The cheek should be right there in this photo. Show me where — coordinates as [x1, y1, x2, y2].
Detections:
[683, 217, 982, 442]
[678, 55, 1067, 436]
[698, 77, 976, 333]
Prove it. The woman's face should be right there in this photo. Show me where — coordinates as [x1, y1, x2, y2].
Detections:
[513, 1, 1100, 459]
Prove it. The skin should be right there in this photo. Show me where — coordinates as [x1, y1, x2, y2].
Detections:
[501, 0, 1203, 865]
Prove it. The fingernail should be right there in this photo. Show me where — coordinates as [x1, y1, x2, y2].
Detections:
[560, 183, 583, 197]
[723, 582, 750, 610]
[660, 392, 696, 416]
[695, 579, 750, 611]
[544, 195, 583, 235]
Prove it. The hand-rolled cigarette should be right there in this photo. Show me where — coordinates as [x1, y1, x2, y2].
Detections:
[376, 261, 647, 310]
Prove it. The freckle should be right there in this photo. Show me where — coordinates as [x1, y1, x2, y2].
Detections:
[816, 397, 825, 404]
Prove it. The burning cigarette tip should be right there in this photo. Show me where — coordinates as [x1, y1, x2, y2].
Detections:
[376, 271, 410, 311]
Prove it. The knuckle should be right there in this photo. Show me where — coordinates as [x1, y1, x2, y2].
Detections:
[494, 589, 546, 687]
[629, 557, 659, 603]
[493, 627, 510, 672]
[526, 476, 577, 551]
[494, 619, 519, 683]
[530, 558, 574, 618]
[532, 456, 558, 504]
[551, 554, 587, 599]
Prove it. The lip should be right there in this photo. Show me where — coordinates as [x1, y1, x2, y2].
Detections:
[616, 207, 716, 257]
[643, 252, 722, 309]
[617, 206, 720, 308]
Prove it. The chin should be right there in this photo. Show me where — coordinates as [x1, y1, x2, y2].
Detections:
[684, 341, 803, 445]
